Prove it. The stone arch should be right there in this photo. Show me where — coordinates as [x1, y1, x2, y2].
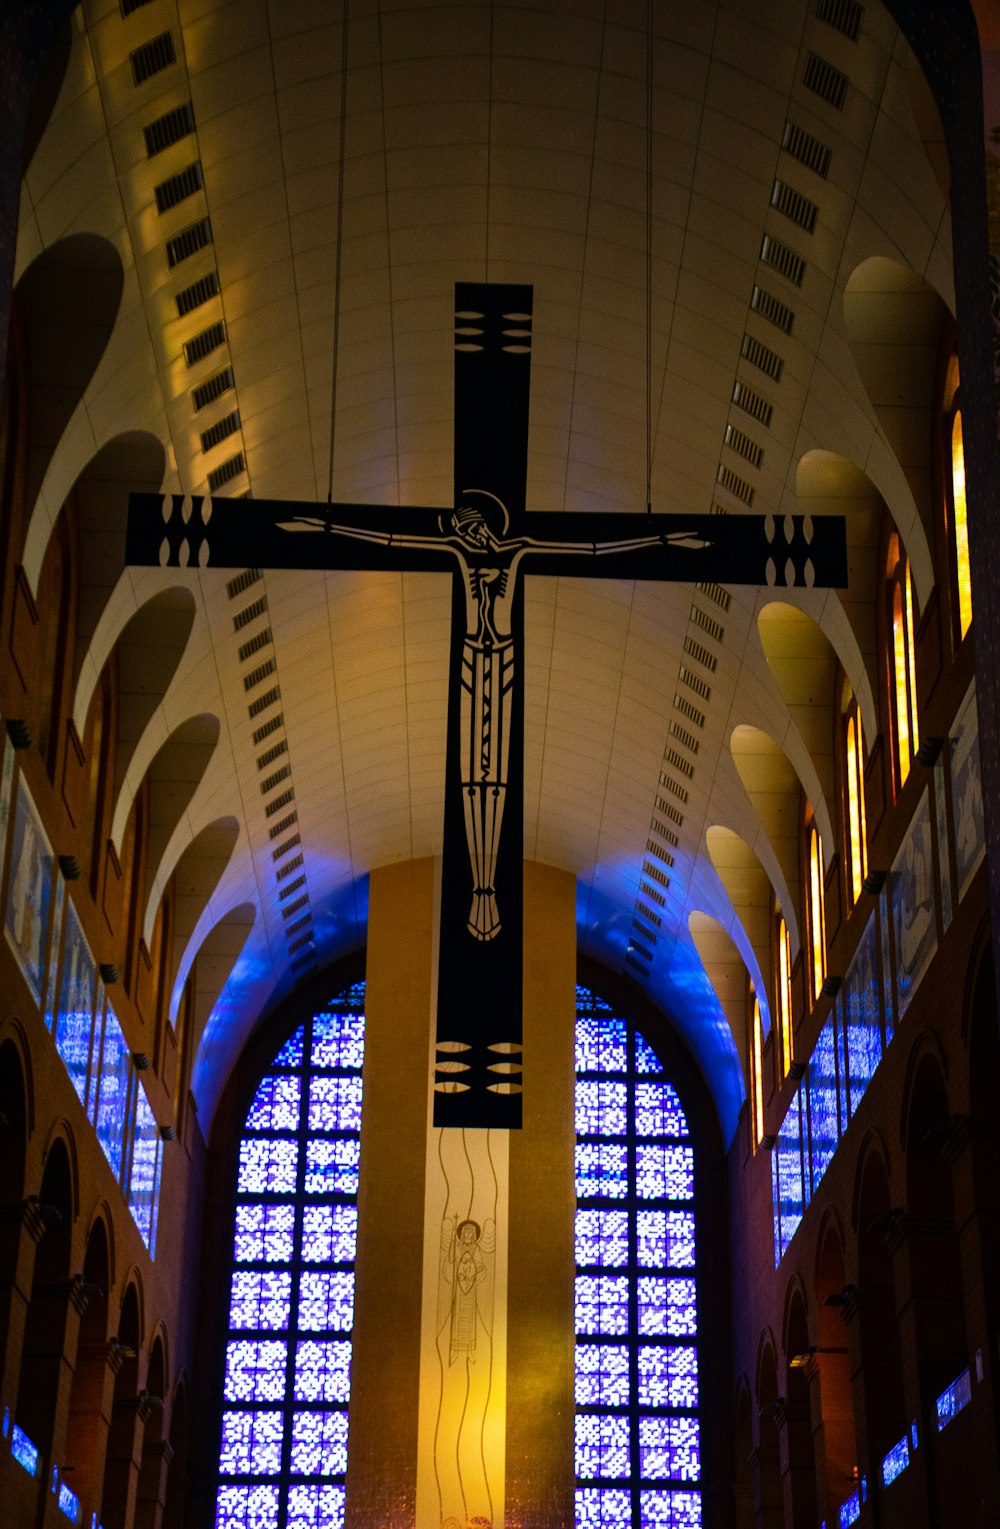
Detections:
[813, 1213, 856, 1522]
[733, 1379, 754, 1529]
[147, 815, 240, 958]
[704, 826, 775, 1032]
[843, 254, 945, 604]
[16, 1133, 75, 1456]
[162, 1380, 188, 1529]
[688, 910, 754, 1057]
[757, 602, 840, 821]
[181, 902, 258, 1100]
[111, 711, 220, 876]
[20, 18, 72, 176]
[0, 1031, 31, 1204]
[103, 1279, 144, 1529]
[755, 1333, 785, 1528]
[783, 1280, 819, 1527]
[729, 723, 824, 944]
[854, 1141, 906, 1468]
[13, 234, 124, 539]
[63, 1214, 113, 1514]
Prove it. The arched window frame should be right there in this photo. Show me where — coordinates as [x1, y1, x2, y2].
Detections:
[886, 533, 920, 792]
[574, 984, 703, 1526]
[749, 991, 765, 1149]
[774, 911, 793, 1079]
[842, 690, 868, 907]
[806, 818, 826, 1005]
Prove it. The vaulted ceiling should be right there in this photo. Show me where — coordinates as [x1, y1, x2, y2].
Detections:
[13, 0, 954, 1138]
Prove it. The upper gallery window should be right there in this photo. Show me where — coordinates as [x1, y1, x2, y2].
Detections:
[843, 690, 868, 905]
[775, 913, 793, 1078]
[948, 402, 972, 641]
[887, 533, 920, 789]
[807, 821, 826, 1004]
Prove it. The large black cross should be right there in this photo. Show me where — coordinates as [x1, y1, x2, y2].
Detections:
[126, 282, 847, 1129]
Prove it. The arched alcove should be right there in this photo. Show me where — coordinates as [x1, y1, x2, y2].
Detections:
[177, 903, 257, 1080]
[150, 816, 240, 960]
[16, 1135, 74, 1455]
[730, 725, 804, 933]
[63, 1217, 112, 1517]
[0, 1036, 29, 1206]
[854, 1145, 906, 1472]
[102, 1282, 143, 1529]
[689, 911, 755, 1055]
[783, 1284, 819, 1526]
[704, 827, 775, 1022]
[814, 1219, 856, 1523]
[755, 1338, 785, 1528]
[757, 604, 839, 816]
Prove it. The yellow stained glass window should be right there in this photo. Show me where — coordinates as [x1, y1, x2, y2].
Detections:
[951, 411, 972, 638]
[846, 711, 867, 904]
[809, 826, 826, 1003]
[751, 994, 764, 1148]
[777, 916, 793, 1078]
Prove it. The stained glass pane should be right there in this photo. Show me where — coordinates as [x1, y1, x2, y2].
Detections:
[576, 1015, 627, 1073]
[238, 1139, 298, 1196]
[576, 1143, 629, 1199]
[576, 1488, 631, 1526]
[286, 1485, 345, 1529]
[638, 1346, 699, 1409]
[634, 1033, 662, 1074]
[298, 1272, 355, 1332]
[224, 1340, 287, 1403]
[807, 1019, 839, 1193]
[635, 1083, 688, 1139]
[310, 1011, 364, 1070]
[575, 1345, 630, 1407]
[639, 1415, 700, 1481]
[575, 1276, 630, 1336]
[639, 1488, 702, 1527]
[575, 1210, 629, 1267]
[129, 1085, 162, 1253]
[246, 1075, 301, 1132]
[215, 1484, 280, 1529]
[234, 1204, 296, 1265]
[637, 1277, 697, 1338]
[229, 1271, 292, 1332]
[301, 1205, 357, 1264]
[575, 1080, 628, 1136]
[575, 1413, 630, 1478]
[294, 1341, 352, 1403]
[289, 1409, 349, 1475]
[635, 1144, 694, 1200]
[304, 1139, 360, 1196]
[308, 1076, 363, 1133]
[94, 1006, 131, 1181]
[274, 1027, 304, 1067]
[219, 1411, 284, 1474]
[775, 1087, 804, 1260]
[637, 1210, 696, 1268]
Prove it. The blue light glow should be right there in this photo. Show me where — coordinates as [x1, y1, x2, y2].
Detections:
[839, 1490, 861, 1528]
[11, 1424, 39, 1475]
[936, 1368, 972, 1430]
[881, 1434, 910, 1487]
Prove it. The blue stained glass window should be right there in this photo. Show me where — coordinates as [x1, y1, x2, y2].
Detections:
[807, 1019, 840, 1193]
[94, 1006, 131, 1181]
[57, 1479, 79, 1522]
[217, 987, 365, 1527]
[11, 1423, 39, 1475]
[576, 1210, 630, 1267]
[576, 1345, 631, 1406]
[881, 1434, 910, 1486]
[839, 1489, 861, 1528]
[775, 1087, 805, 1260]
[128, 1084, 163, 1255]
[936, 1368, 971, 1430]
[575, 986, 701, 1525]
[246, 1075, 301, 1132]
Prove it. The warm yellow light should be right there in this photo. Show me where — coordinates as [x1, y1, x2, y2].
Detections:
[846, 713, 867, 904]
[809, 827, 826, 1002]
[777, 917, 792, 1077]
[952, 412, 972, 638]
[905, 563, 920, 761]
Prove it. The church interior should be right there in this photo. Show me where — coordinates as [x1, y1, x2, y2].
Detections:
[2, 0, 1000, 1525]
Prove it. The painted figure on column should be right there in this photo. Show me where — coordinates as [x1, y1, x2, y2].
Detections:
[440, 1215, 495, 1364]
[278, 492, 705, 941]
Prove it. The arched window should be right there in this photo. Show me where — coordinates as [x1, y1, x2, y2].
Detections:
[887, 534, 920, 789]
[215, 983, 366, 1529]
[775, 913, 793, 1078]
[574, 985, 701, 1527]
[749, 992, 765, 1149]
[807, 822, 826, 1004]
[843, 694, 868, 906]
[949, 408, 972, 639]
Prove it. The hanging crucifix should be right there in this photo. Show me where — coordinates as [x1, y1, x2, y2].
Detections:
[126, 281, 847, 1130]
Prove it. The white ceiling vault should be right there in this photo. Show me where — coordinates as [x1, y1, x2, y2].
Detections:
[14, 0, 954, 1140]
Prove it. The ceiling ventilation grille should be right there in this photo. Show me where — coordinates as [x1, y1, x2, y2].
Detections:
[628, 936, 654, 964]
[282, 894, 309, 918]
[816, 0, 864, 42]
[130, 32, 175, 86]
[683, 637, 718, 674]
[155, 161, 203, 213]
[121, 0, 155, 14]
[201, 410, 242, 454]
[290, 951, 317, 973]
[266, 787, 295, 817]
[679, 665, 711, 702]
[696, 581, 733, 613]
[184, 322, 225, 367]
[207, 451, 246, 492]
[272, 834, 301, 861]
[233, 595, 267, 632]
[750, 286, 795, 335]
[625, 952, 651, 976]
[248, 686, 280, 720]
[144, 101, 196, 157]
[803, 52, 849, 110]
[284, 914, 310, 937]
[716, 465, 756, 506]
[731, 381, 773, 429]
[658, 777, 689, 809]
[689, 605, 725, 644]
[176, 272, 219, 318]
[663, 747, 695, 780]
[640, 879, 667, 907]
[646, 837, 676, 866]
[193, 366, 234, 408]
[287, 935, 313, 956]
[782, 120, 832, 178]
[654, 797, 684, 827]
[740, 333, 784, 381]
[238, 627, 273, 663]
[632, 922, 658, 951]
[276, 853, 304, 882]
[770, 179, 819, 234]
[227, 568, 261, 600]
[257, 740, 288, 771]
[636, 901, 662, 930]
[269, 812, 299, 841]
[760, 233, 806, 287]
[252, 714, 284, 746]
[669, 719, 700, 755]
[649, 822, 679, 852]
[724, 426, 764, 471]
[166, 217, 213, 268]
[673, 692, 705, 729]
[261, 764, 292, 795]
[279, 875, 307, 902]
[243, 658, 276, 691]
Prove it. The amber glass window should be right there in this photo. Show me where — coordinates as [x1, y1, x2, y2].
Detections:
[887, 535, 919, 789]
[807, 823, 826, 1003]
[949, 409, 972, 639]
[775, 915, 793, 1078]
[749, 993, 765, 1148]
[844, 703, 868, 905]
